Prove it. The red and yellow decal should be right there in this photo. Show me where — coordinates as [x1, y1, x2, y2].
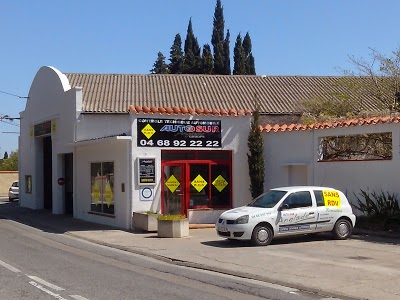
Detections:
[322, 190, 341, 207]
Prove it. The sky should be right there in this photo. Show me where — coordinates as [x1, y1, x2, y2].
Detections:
[0, 0, 399, 156]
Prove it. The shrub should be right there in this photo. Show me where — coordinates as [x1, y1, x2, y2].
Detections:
[157, 214, 186, 221]
[353, 189, 400, 218]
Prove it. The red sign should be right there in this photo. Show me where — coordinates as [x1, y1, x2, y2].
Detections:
[57, 178, 65, 185]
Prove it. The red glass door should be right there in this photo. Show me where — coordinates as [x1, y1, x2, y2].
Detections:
[161, 163, 186, 215]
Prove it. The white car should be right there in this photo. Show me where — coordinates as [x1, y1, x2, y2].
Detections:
[216, 186, 356, 246]
[8, 180, 19, 202]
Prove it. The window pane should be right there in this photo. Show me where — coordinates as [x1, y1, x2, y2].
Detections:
[284, 191, 312, 208]
[102, 162, 114, 215]
[189, 164, 209, 208]
[319, 132, 392, 161]
[91, 163, 102, 213]
[314, 190, 325, 206]
[210, 164, 231, 207]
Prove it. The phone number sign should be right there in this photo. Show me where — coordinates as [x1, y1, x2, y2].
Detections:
[137, 118, 222, 148]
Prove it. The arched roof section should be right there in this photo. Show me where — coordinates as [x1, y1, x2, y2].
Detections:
[26, 66, 71, 112]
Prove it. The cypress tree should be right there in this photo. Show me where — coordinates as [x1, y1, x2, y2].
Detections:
[150, 52, 169, 74]
[169, 34, 184, 74]
[233, 33, 245, 75]
[223, 30, 231, 75]
[243, 32, 256, 75]
[183, 18, 201, 74]
[211, 0, 225, 74]
[202, 44, 214, 74]
[247, 101, 265, 198]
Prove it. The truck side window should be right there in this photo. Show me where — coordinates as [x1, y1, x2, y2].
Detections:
[314, 190, 325, 206]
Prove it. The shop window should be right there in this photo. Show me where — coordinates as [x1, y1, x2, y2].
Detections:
[90, 162, 114, 215]
[210, 164, 231, 208]
[318, 132, 392, 161]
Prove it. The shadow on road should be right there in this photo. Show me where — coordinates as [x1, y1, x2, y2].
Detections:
[0, 200, 122, 234]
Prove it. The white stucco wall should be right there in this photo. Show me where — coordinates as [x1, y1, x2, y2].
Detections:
[129, 114, 252, 224]
[74, 137, 131, 228]
[75, 114, 131, 142]
[264, 123, 400, 207]
[20, 66, 80, 211]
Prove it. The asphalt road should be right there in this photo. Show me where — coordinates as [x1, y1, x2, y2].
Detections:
[0, 200, 331, 300]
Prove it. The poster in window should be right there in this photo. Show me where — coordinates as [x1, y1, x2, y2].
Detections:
[137, 158, 156, 185]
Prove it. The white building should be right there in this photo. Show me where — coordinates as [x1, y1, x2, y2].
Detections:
[19, 66, 392, 229]
[20, 66, 255, 229]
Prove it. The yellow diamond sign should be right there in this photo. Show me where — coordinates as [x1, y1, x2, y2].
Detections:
[191, 174, 207, 192]
[105, 182, 113, 207]
[92, 181, 100, 204]
[212, 175, 228, 192]
[165, 175, 180, 193]
[141, 124, 156, 139]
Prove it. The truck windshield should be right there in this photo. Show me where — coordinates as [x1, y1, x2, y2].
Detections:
[247, 190, 287, 208]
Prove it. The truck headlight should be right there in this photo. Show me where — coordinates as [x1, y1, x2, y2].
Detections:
[235, 215, 249, 224]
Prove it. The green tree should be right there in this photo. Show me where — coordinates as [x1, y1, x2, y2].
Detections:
[303, 47, 400, 121]
[247, 100, 265, 198]
[233, 33, 246, 75]
[211, 0, 225, 74]
[150, 52, 169, 74]
[3, 151, 8, 159]
[243, 32, 256, 75]
[344, 47, 400, 112]
[183, 18, 201, 74]
[169, 34, 184, 74]
[202, 44, 214, 74]
[223, 30, 231, 75]
[0, 151, 18, 171]
[300, 77, 365, 123]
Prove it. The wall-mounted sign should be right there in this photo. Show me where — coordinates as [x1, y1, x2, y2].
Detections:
[140, 186, 154, 201]
[34, 121, 52, 137]
[137, 118, 222, 148]
[137, 157, 156, 185]
[57, 178, 65, 185]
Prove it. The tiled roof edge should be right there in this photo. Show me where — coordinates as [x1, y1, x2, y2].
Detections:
[128, 105, 252, 116]
[262, 116, 400, 133]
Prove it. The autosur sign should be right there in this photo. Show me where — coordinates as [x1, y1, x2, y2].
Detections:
[137, 118, 222, 148]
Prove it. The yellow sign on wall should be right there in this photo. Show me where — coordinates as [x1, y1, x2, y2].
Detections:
[141, 124, 156, 139]
[212, 175, 228, 192]
[322, 190, 341, 207]
[165, 175, 180, 193]
[191, 174, 207, 192]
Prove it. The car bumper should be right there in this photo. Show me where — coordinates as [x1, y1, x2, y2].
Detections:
[8, 192, 19, 199]
[215, 224, 253, 240]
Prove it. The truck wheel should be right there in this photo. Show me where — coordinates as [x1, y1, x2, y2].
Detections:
[251, 224, 273, 246]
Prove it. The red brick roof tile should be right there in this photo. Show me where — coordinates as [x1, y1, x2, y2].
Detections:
[262, 116, 400, 132]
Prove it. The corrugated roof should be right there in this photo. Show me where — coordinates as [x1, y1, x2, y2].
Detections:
[64, 73, 381, 114]
[262, 116, 400, 133]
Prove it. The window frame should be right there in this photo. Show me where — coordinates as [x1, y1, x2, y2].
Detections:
[90, 161, 115, 216]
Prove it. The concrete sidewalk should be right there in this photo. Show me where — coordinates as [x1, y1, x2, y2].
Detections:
[1, 201, 400, 300]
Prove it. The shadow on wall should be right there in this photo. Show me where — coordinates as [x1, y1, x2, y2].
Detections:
[0, 171, 18, 196]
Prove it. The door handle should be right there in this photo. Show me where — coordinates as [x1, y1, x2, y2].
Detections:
[309, 212, 315, 215]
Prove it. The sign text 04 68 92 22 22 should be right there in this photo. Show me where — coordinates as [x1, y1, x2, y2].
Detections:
[137, 118, 222, 148]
